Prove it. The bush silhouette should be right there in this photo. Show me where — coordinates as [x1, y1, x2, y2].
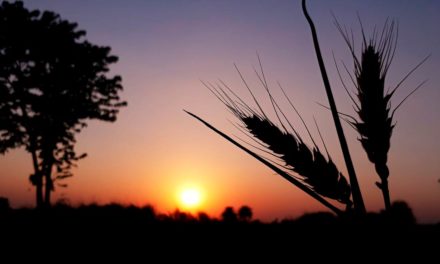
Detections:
[221, 206, 238, 223]
[238, 205, 253, 222]
[387, 201, 416, 225]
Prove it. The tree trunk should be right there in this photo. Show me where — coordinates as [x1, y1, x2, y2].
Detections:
[43, 162, 53, 208]
[35, 174, 43, 209]
[30, 149, 44, 209]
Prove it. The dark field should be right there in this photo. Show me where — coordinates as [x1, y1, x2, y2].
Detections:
[1, 204, 438, 260]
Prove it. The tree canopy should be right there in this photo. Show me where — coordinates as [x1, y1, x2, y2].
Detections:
[0, 1, 126, 207]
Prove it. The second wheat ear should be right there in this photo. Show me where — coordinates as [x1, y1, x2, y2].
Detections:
[334, 16, 429, 211]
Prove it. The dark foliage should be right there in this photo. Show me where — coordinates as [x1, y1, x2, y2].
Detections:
[0, 1, 126, 207]
[238, 205, 253, 222]
[221, 206, 238, 223]
[387, 200, 416, 225]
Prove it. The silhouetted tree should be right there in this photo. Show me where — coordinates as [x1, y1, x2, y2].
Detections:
[171, 209, 195, 223]
[221, 206, 237, 223]
[197, 212, 211, 223]
[0, 1, 126, 208]
[388, 201, 416, 225]
[238, 205, 253, 222]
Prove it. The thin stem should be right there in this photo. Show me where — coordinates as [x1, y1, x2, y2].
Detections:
[381, 179, 391, 211]
[302, 0, 366, 215]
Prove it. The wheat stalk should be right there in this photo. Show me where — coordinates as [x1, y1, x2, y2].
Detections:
[335, 17, 428, 211]
[242, 115, 352, 205]
[302, 0, 366, 215]
[198, 66, 353, 210]
[185, 111, 344, 215]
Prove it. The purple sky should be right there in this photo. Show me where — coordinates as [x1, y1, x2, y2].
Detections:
[1, 0, 439, 222]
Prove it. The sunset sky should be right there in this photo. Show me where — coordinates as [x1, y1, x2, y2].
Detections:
[0, 0, 439, 222]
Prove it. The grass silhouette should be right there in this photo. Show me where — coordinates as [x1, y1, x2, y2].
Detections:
[187, 0, 428, 219]
[334, 17, 429, 211]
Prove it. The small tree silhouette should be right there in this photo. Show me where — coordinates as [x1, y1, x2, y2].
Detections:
[387, 201, 416, 225]
[221, 206, 238, 223]
[238, 205, 253, 222]
[0, 1, 126, 208]
[197, 212, 211, 223]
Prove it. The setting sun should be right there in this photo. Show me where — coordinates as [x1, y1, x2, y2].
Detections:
[179, 188, 202, 209]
